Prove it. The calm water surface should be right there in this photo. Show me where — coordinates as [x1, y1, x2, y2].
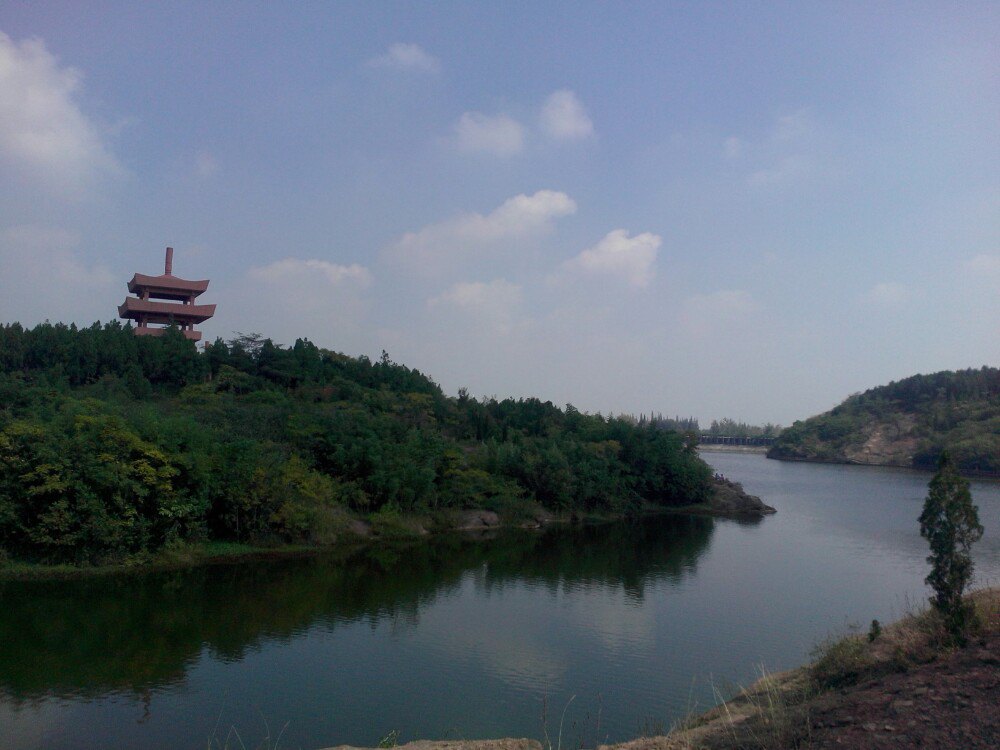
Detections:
[2, 453, 999, 749]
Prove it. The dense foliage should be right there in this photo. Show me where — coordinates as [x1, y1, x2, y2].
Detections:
[0, 321, 713, 563]
[919, 452, 983, 643]
[769, 367, 1000, 475]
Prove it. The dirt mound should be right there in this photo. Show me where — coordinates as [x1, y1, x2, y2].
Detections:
[808, 632, 1000, 749]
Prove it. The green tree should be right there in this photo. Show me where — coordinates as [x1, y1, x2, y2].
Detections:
[918, 451, 984, 643]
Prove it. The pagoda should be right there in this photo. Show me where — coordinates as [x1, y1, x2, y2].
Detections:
[119, 247, 216, 341]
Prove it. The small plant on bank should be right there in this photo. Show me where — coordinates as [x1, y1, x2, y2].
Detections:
[918, 451, 984, 645]
[377, 729, 400, 748]
[809, 630, 873, 689]
[867, 618, 882, 642]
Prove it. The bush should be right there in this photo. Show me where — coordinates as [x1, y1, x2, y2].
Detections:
[810, 632, 874, 688]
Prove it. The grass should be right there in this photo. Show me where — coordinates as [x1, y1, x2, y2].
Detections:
[206, 712, 290, 750]
[621, 587, 1000, 750]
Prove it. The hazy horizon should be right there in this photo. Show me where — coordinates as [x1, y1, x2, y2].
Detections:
[1, 2, 997, 425]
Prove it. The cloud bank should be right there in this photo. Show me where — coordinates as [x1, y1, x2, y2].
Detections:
[0, 31, 121, 197]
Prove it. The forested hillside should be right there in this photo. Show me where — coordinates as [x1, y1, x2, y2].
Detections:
[768, 367, 1000, 475]
[0, 321, 713, 564]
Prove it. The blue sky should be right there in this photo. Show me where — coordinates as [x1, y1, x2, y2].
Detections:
[0, 1, 997, 424]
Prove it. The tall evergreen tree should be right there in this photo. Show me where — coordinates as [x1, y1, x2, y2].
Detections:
[918, 451, 984, 643]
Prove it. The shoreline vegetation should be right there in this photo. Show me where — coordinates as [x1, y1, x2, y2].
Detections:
[0, 321, 774, 579]
[0, 478, 772, 580]
[767, 367, 999, 478]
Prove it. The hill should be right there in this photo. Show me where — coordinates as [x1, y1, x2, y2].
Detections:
[0, 321, 716, 566]
[768, 367, 1000, 475]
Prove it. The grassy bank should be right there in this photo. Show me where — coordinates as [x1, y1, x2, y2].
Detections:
[604, 587, 999, 750]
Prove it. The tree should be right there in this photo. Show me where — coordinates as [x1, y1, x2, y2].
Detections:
[918, 451, 984, 643]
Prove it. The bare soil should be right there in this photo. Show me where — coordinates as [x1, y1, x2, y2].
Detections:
[806, 631, 1000, 749]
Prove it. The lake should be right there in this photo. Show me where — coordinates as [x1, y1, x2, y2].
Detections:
[2, 453, 998, 749]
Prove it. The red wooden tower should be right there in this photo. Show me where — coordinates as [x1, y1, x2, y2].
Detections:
[118, 247, 216, 341]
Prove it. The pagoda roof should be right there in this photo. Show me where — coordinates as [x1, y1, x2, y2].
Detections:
[128, 273, 210, 300]
[118, 297, 217, 325]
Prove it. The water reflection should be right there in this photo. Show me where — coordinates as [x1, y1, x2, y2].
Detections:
[0, 514, 714, 703]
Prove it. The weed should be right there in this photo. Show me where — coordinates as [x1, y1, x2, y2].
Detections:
[378, 729, 400, 748]
[707, 665, 813, 750]
[540, 694, 576, 750]
[636, 716, 665, 737]
[810, 631, 873, 689]
[867, 618, 882, 642]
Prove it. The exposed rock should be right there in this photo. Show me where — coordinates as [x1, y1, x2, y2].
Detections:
[706, 478, 776, 517]
[841, 414, 920, 466]
[324, 741, 542, 750]
[452, 510, 502, 530]
[347, 519, 372, 538]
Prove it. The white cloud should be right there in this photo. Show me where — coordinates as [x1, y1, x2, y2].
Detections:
[867, 281, 914, 307]
[248, 258, 372, 287]
[0, 31, 121, 197]
[428, 279, 525, 334]
[0, 225, 116, 325]
[368, 43, 440, 73]
[454, 112, 525, 156]
[563, 229, 660, 287]
[389, 190, 577, 270]
[539, 90, 594, 141]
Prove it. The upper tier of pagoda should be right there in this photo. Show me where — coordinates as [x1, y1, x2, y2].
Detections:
[119, 247, 216, 341]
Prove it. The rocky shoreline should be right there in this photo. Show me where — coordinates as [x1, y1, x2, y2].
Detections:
[676, 477, 776, 518]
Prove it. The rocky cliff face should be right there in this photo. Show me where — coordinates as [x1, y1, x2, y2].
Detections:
[768, 368, 1000, 476]
[839, 414, 920, 466]
[705, 478, 776, 517]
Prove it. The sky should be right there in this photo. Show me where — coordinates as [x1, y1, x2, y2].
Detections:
[0, 1, 997, 426]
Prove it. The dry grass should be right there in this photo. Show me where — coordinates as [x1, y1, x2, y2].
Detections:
[810, 587, 1000, 691]
[601, 587, 1000, 750]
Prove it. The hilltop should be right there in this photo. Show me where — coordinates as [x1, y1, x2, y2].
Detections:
[768, 367, 999, 476]
[0, 321, 753, 569]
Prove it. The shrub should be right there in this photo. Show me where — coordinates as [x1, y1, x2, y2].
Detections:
[919, 451, 984, 644]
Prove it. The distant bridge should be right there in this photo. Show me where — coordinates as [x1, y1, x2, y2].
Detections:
[698, 435, 776, 446]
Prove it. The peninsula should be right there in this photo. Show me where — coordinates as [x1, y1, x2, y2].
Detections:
[768, 367, 999, 476]
[0, 321, 771, 574]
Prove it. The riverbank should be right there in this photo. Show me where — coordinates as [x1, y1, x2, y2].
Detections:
[696, 444, 768, 454]
[603, 586, 1000, 750]
[767, 453, 1000, 480]
[0, 478, 773, 580]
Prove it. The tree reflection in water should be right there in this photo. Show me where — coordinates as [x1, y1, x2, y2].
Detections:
[0, 514, 714, 701]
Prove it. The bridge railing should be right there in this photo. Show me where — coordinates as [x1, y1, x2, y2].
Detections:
[698, 435, 776, 446]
